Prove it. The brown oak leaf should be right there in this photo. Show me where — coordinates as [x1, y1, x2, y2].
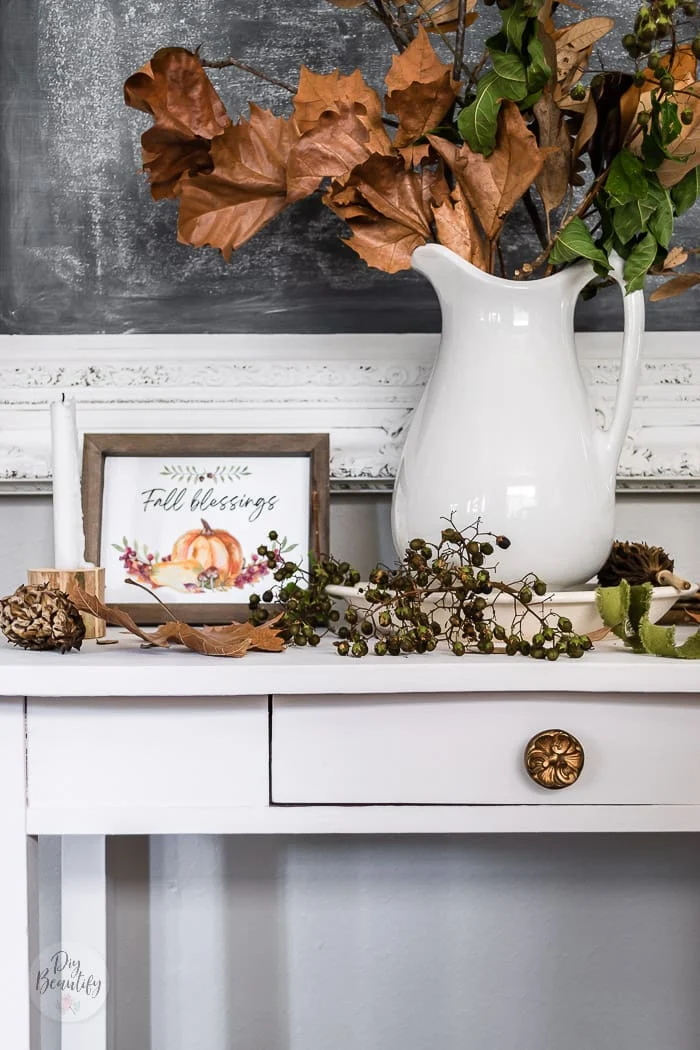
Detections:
[69, 586, 164, 646]
[534, 89, 571, 215]
[385, 26, 458, 148]
[286, 107, 377, 203]
[177, 104, 301, 260]
[432, 185, 487, 270]
[429, 103, 545, 239]
[124, 48, 231, 200]
[325, 154, 444, 272]
[149, 617, 286, 656]
[69, 585, 286, 657]
[293, 67, 390, 153]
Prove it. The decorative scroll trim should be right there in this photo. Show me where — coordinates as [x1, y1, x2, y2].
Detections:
[1, 333, 699, 493]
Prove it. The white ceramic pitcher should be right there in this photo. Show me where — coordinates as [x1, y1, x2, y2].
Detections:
[391, 244, 645, 589]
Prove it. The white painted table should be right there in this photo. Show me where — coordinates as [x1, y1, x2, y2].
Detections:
[2, 632, 699, 1048]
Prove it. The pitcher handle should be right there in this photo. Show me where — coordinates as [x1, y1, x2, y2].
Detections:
[594, 252, 645, 478]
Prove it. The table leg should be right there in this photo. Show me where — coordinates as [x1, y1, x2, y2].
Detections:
[60, 836, 108, 1050]
[0, 700, 31, 1050]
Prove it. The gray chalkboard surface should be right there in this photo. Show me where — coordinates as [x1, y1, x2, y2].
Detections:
[2, 0, 700, 334]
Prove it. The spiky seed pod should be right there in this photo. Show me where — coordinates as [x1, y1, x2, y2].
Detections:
[597, 541, 674, 587]
[0, 584, 85, 653]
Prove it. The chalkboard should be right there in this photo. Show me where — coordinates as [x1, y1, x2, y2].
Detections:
[1, 0, 699, 334]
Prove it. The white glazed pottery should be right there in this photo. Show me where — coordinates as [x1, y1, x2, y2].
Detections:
[326, 582, 697, 644]
[391, 245, 646, 589]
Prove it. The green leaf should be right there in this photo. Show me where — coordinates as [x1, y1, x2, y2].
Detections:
[112, 543, 124, 552]
[549, 217, 609, 269]
[525, 34, 551, 95]
[605, 150, 648, 206]
[458, 73, 504, 154]
[658, 98, 682, 147]
[122, 535, 129, 548]
[500, 2, 528, 51]
[489, 50, 528, 96]
[671, 167, 700, 215]
[623, 231, 658, 293]
[612, 197, 656, 245]
[647, 183, 674, 249]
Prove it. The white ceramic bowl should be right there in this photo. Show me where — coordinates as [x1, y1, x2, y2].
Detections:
[326, 582, 697, 642]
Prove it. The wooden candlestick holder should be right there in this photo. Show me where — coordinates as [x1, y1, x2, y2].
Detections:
[26, 567, 106, 640]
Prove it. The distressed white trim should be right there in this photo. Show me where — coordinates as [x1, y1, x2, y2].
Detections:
[0, 332, 698, 493]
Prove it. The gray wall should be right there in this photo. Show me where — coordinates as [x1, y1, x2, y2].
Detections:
[2, 0, 700, 334]
[5, 490, 700, 1050]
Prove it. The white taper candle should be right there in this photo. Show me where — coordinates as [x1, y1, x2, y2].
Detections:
[50, 395, 86, 569]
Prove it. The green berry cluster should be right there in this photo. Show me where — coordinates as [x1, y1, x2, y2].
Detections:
[247, 520, 592, 661]
[248, 531, 360, 646]
[623, 0, 699, 61]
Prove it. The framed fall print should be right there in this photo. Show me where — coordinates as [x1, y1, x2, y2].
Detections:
[82, 433, 329, 624]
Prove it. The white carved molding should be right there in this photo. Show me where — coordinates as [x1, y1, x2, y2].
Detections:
[0, 332, 698, 494]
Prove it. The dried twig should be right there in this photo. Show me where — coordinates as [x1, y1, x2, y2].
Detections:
[515, 169, 610, 277]
[370, 0, 412, 50]
[199, 54, 296, 94]
[523, 188, 549, 251]
[453, 0, 467, 81]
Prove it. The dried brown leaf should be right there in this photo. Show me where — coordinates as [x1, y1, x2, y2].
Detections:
[656, 82, 700, 188]
[533, 89, 571, 214]
[398, 143, 434, 168]
[149, 618, 286, 656]
[177, 104, 300, 260]
[140, 127, 215, 200]
[68, 586, 167, 647]
[325, 154, 441, 272]
[554, 17, 614, 97]
[70, 584, 286, 657]
[286, 108, 376, 202]
[293, 67, 390, 153]
[572, 91, 597, 159]
[586, 625, 612, 641]
[124, 48, 231, 199]
[649, 272, 700, 301]
[385, 26, 458, 147]
[432, 185, 487, 270]
[429, 103, 545, 239]
[421, 0, 478, 32]
[662, 245, 689, 271]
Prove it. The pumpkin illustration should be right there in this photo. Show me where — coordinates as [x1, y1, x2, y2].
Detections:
[171, 519, 243, 582]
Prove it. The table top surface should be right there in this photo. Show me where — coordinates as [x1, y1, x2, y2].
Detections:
[0, 628, 698, 697]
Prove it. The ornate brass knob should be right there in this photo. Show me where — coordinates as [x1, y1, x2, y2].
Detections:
[525, 729, 584, 790]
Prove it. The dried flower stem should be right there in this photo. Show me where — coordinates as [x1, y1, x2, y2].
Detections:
[199, 54, 296, 94]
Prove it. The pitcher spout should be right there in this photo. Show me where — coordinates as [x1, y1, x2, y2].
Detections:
[411, 243, 485, 303]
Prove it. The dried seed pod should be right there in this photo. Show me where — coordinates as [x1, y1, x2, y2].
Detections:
[598, 541, 678, 587]
[0, 584, 85, 653]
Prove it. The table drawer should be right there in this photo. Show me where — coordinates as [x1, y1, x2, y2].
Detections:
[27, 697, 269, 812]
[271, 693, 700, 806]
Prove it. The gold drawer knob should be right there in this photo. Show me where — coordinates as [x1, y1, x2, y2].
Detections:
[525, 729, 584, 790]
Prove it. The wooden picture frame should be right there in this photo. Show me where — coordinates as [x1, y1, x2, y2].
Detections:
[82, 433, 329, 625]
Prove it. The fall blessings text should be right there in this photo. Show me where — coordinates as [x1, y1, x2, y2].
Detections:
[141, 486, 279, 523]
